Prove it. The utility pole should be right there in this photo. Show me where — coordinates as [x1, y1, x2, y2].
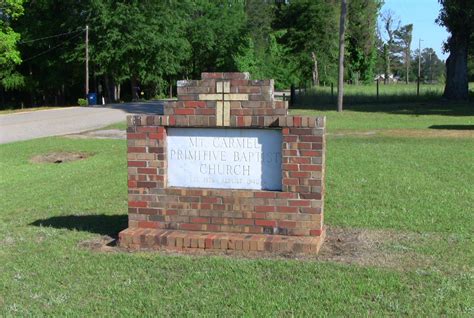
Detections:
[429, 51, 433, 84]
[417, 38, 423, 96]
[337, 0, 347, 112]
[85, 25, 89, 99]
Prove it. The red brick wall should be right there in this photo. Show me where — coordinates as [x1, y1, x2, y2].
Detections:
[125, 72, 325, 243]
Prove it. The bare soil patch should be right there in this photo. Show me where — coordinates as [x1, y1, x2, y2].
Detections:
[382, 129, 474, 138]
[30, 152, 92, 164]
[65, 129, 126, 140]
[78, 235, 117, 252]
[328, 131, 377, 137]
[80, 226, 434, 271]
[330, 129, 474, 138]
[315, 227, 434, 270]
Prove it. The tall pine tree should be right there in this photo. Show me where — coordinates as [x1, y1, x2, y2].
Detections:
[346, 0, 381, 84]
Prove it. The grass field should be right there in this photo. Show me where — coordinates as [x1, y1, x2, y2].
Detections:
[1, 101, 473, 316]
[294, 82, 474, 107]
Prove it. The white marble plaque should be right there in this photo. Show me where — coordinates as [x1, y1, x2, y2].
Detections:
[167, 128, 282, 190]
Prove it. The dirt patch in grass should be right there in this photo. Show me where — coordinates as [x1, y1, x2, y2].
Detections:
[316, 227, 434, 270]
[330, 129, 474, 138]
[79, 226, 435, 271]
[382, 129, 474, 138]
[65, 129, 126, 140]
[78, 235, 117, 252]
[30, 152, 92, 164]
[328, 131, 377, 137]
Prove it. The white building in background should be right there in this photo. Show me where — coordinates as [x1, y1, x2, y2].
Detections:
[374, 74, 401, 83]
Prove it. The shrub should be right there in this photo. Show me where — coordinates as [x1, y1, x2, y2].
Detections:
[77, 98, 88, 106]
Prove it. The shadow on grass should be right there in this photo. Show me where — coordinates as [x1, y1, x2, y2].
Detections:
[30, 214, 127, 238]
[429, 125, 474, 130]
[292, 90, 474, 117]
[293, 99, 474, 116]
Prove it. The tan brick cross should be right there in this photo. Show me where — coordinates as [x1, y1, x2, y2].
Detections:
[198, 81, 249, 126]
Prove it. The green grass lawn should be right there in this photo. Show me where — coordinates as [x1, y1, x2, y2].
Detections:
[294, 82, 474, 107]
[100, 121, 128, 131]
[1, 103, 473, 316]
[291, 97, 474, 131]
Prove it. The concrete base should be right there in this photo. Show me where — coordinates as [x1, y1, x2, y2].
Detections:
[119, 228, 326, 254]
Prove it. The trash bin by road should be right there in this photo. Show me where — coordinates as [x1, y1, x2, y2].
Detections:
[87, 93, 97, 105]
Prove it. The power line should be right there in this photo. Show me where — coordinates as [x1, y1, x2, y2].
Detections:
[18, 28, 84, 45]
[22, 32, 83, 62]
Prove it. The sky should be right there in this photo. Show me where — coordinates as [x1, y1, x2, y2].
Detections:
[381, 0, 450, 60]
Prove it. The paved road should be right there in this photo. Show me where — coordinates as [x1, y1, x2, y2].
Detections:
[0, 101, 164, 144]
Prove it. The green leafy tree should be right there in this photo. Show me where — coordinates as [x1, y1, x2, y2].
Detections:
[409, 48, 446, 84]
[14, 0, 88, 105]
[394, 24, 413, 83]
[234, 0, 269, 77]
[234, 37, 262, 78]
[265, 31, 300, 89]
[436, 0, 473, 100]
[245, 0, 273, 54]
[235, 1, 299, 88]
[421, 48, 445, 83]
[275, 0, 339, 86]
[15, 0, 191, 102]
[468, 53, 474, 81]
[89, 1, 191, 99]
[234, 30, 298, 89]
[0, 0, 24, 91]
[185, 0, 246, 78]
[346, 0, 381, 84]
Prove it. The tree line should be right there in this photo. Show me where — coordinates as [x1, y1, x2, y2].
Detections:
[376, 10, 446, 85]
[0, 0, 472, 107]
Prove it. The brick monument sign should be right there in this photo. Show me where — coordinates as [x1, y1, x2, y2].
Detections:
[119, 72, 326, 254]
